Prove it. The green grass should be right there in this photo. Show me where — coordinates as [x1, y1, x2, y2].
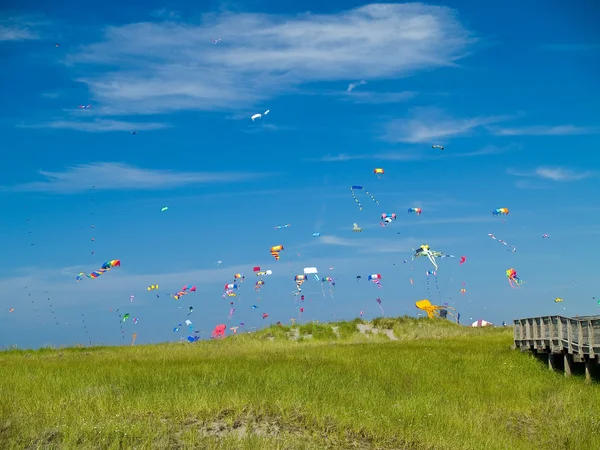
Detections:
[1, 317, 600, 449]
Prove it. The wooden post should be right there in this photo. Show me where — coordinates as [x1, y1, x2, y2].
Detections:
[564, 352, 573, 377]
[585, 357, 592, 384]
[548, 353, 555, 371]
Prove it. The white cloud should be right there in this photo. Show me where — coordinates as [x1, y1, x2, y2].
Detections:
[383, 107, 510, 143]
[342, 90, 417, 104]
[25, 118, 168, 132]
[67, 3, 473, 115]
[5, 162, 272, 193]
[318, 235, 364, 247]
[491, 125, 599, 136]
[309, 143, 517, 162]
[507, 166, 593, 186]
[347, 80, 366, 92]
[534, 167, 592, 181]
[311, 233, 461, 254]
[0, 18, 40, 41]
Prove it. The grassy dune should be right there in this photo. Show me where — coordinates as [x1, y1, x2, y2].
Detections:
[1, 317, 599, 449]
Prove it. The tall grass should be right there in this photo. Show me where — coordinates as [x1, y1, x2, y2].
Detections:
[1, 318, 599, 449]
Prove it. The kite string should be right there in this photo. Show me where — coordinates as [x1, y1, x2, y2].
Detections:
[81, 313, 92, 346]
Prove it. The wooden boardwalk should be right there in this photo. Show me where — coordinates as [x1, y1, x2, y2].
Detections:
[513, 315, 600, 382]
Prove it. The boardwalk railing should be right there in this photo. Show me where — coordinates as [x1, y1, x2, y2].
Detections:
[513, 315, 600, 382]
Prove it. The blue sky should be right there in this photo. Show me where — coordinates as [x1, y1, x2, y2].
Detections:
[1, 1, 599, 349]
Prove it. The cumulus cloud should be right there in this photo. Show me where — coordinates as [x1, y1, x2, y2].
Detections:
[66, 3, 473, 115]
[5, 162, 272, 193]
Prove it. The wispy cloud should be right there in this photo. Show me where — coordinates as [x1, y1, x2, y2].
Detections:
[534, 167, 593, 181]
[342, 90, 417, 104]
[491, 125, 599, 136]
[0, 17, 40, 41]
[66, 3, 474, 115]
[347, 80, 366, 92]
[319, 235, 364, 247]
[308, 143, 517, 162]
[313, 234, 462, 255]
[382, 107, 510, 143]
[4, 162, 272, 193]
[507, 166, 593, 185]
[23, 118, 169, 132]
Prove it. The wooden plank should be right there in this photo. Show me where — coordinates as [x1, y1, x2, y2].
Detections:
[585, 358, 592, 384]
[564, 353, 573, 377]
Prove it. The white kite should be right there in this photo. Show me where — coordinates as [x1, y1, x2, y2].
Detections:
[412, 244, 454, 271]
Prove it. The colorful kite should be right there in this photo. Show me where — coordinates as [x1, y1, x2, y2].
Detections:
[350, 185, 380, 211]
[506, 268, 523, 288]
[76, 260, 120, 282]
[488, 234, 516, 252]
[270, 245, 284, 260]
[408, 207, 422, 215]
[380, 213, 396, 226]
[493, 208, 509, 216]
[353, 223, 363, 232]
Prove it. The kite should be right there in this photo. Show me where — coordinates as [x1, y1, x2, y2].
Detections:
[554, 297, 563, 303]
[488, 234, 516, 252]
[415, 299, 459, 323]
[147, 285, 159, 291]
[78, 105, 92, 109]
[230, 326, 239, 334]
[262, 313, 269, 319]
[9, 308, 14, 313]
[493, 208, 509, 216]
[374, 168, 384, 178]
[312, 232, 321, 237]
[274, 224, 291, 229]
[130, 294, 135, 302]
[212, 324, 226, 338]
[380, 213, 396, 226]
[130, 131, 138, 135]
[171, 285, 197, 300]
[270, 245, 284, 260]
[459, 256, 466, 265]
[251, 110, 270, 121]
[353, 223, 363, 232]
[356, 275, 361, 282]
[413, 245, 454, 271]
[212, 38, 221, 44]
[161, 207, 168, 212]
[408, 207, 422, 215]
[432, 145, 444, 150]
[77, 260, 121, 282]
[320, 277, 335, 297]
[187, 306, 194, 315]
[295, 275, 307, 291]
[233, 273, 245, 282]
[461, 288, 466, 294]
[255, 280, 265, 292]
[350, 185, 380, 211]
[303, 266, 320, 281]
[506, 268, 523, 288]
[367, 273, 382, 288]
[542, 234, 550, 238]
[376, 297, 384, 315]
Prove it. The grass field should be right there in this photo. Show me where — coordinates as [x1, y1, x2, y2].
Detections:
[1, 317, 599, 449]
